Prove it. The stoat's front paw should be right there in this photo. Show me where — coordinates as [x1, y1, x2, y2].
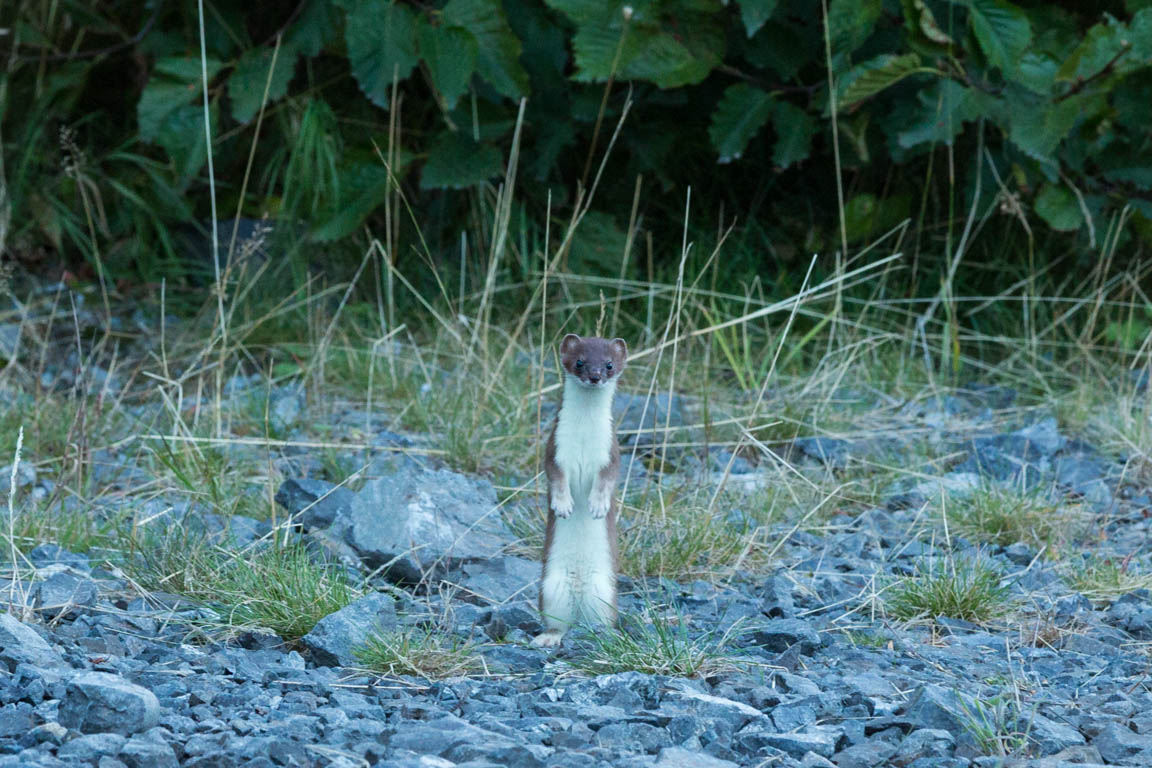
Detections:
[532, 629, 564, 648]
[589, 494, 611, 519]
[551, 492, 574, 518]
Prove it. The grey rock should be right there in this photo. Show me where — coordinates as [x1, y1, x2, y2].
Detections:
[831, 741, 898, 768]
[119, 729, 178, 768]
[893, 729, 954, 766]
[760, 726, 845, 758]
[302, 591, 398, 667]
[750, 619, 821, 655]
[595, 722, 672, 752]
[58, 671, 161, 735]
[1093, 722, 1152, 764]
[1055, 457, 1112, 506]
[58, 733, 128, 761]
[0, 614, 63, 670]
[26, 722, 68, 746]
[655, 747, 740, 767]
[1028, 712, 1086, 755]
[458, 557, 539, 603]
[1013, 418, 1066, 456]
[794, 437, 850, 468]
[32, 571, 99, 616]
[614, 392, 685, 445]
[275, 478, 355, 530]
[270, 391, 303, 432]
[900, 685, 974, 734]
[338, 468, 506, 581]
[27, 544, 91, 572]
[760, 572, 795, 619]
[0, 709, 33, 738]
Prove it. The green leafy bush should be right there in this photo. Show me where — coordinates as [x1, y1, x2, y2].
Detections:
[2, 0, 1150, 285]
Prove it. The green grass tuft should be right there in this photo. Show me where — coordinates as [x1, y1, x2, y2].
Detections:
[354, 627, 482, 680]
[945, 483, 1084, 551]
[1063, 556, 1152, 602]
[886, 556, 1012, 624]
[570, 608, 745, 678]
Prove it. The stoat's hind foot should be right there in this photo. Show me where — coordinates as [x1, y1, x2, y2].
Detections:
[531, 629, 565, 648]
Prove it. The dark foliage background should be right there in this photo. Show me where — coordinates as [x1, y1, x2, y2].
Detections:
[2, 0, 1151, 295]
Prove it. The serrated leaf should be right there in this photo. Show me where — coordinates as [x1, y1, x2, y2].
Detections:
[967, 0, 1031, 73]
[839, 53, 926, 106]
[1034, 183, 1082, 231]
[417, 22, 478, 110]
[739, 0, 779, 38]
[421, 132, 503, 189]
[138, 57, 223, 142]
[830, 0, 882, 57]
[344, 0, 418, 109]
[1056, 21, 1127, 83]
[285, 0, 336, 57]
[1102, 166, 1152, 188]
[155, 103, 218, 188]
[550, 0, 724, 88]
[229, 44, 298, 124]
[708, 84, 774, 162]
[1007, 94, 1086, 162]
[897, 80, 988, 148]
[771, 99, 814, 167]
[443, 0, 528, 98]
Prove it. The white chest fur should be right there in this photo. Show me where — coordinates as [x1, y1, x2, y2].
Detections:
[553, 375, 615, 511]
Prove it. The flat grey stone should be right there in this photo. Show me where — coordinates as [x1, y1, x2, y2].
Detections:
[655, 747, 740, 767]
[760, 726, 845, 758]
[0, 614, 63, 670]
[58, 733, 128, 761]
[33, 571, 99, 616]
[275, 478, 355, 530]
[338, 468, 505, 581]
[58, 671, 160, 735]
[750, 618, 821, 655]
[302, 591, 398, 667]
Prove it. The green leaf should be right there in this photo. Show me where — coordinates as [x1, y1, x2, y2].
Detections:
[1033, 183, 1082, 231]
[420, 132, 503, 189]
[443, 0, 529, 98]
[137, 57, 223, 142]
[285, 0, 337, 57]
[829, 0, 882, 57]
[311, 161, 393, 242]
[229, 44, 298, 124]
[771, 99, 814, 167]
[1102, 166, 1152, 188]
[966, 0, 1031, 74]
[1056, 21, 1128, 83]
[343, 0, 418, 109]
[1007, 93, 1087, 162]
[839, 53, 926, 107]
[569, 210, 628, 273]
[708, 84, 775, 162]
[739, 0, 779, 38]
[897, 80, 989, 148]
[155, 103, 218, 188]
[549, 1, 724, 88]
[417, 21, 478, 110]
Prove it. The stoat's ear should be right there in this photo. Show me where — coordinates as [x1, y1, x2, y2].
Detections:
[611, 337, 628, 361]
[560, 333, 581, 355]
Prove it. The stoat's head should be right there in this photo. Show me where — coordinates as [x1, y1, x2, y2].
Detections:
[560, 334, 627, 388]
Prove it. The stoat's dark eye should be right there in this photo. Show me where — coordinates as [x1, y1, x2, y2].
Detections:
[605, 361, 613, 370]
[575, 359, 584, 368]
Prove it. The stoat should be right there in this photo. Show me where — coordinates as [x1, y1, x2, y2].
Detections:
[533, 333, 628, 648]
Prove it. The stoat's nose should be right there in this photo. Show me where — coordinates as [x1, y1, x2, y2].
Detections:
[588, 375, 601, 384]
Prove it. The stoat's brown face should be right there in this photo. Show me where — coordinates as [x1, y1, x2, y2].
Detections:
[560, 334, 627, 388]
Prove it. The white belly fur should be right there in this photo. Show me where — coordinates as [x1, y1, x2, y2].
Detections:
[542, 376, 617, 630]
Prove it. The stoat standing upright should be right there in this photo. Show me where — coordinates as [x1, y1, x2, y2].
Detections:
[533, 333, 628, 648]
